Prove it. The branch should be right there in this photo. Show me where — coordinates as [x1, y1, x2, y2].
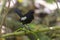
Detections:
[1, 26, 60, 38]
[0, 0, 10, 36]
[0, 0, 7, 36]
[0, 0, 6, 15]
[55, 0, 60, 13]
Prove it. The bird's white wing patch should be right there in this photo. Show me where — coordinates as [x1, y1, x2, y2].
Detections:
[21, 16, 27, 20]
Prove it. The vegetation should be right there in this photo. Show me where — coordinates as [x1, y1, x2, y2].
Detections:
[0, 0, 60, 40]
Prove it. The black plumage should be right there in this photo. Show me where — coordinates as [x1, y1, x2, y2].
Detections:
[14, 8, 34, 24]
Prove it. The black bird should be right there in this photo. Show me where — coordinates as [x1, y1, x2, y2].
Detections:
[14, 8, 34, 25]
[14, 8, 37, 40]
[14, 8, 35, 30]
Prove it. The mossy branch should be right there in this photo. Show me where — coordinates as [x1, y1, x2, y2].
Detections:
[1, 26, 60, 38]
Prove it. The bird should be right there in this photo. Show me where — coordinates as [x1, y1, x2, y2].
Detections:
[14, 8, 37, 40]
[14, 8, 34, 25]
[14, 8, 35, 31]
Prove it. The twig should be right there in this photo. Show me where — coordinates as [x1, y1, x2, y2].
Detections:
[0, 0, 10, 36]
[55, 0, 60, 13]
[0, 0, 7, 36]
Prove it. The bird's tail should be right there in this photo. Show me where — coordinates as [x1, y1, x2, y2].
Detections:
[14, 8, 23, 17]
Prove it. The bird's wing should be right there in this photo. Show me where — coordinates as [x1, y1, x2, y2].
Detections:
[20, 16, 27, 21]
